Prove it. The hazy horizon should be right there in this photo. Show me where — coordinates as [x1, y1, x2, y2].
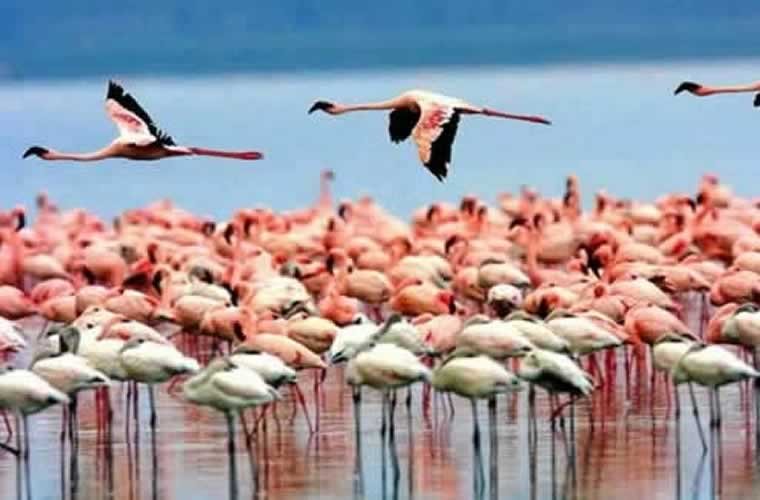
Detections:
[3, 1, 760, 81]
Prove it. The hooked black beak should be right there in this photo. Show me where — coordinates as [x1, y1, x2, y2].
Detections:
[23, 146, 49, 159]
[223, 224, 234, 245]
[448, 297, 457, 314]
[15, 212, 25, 231]
[233, 322, 246, 342]
[308, 100, 335, 114]
[201, 221, 216, 237]
[152, 270, 163, 296]
[674, 81, 701, 96]
[330, 352, 346, 365]
[325, 254, 336, 275]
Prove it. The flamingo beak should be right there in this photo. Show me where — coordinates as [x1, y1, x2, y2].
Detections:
[674, 81, 701, 95]
[754, 93, 760, 107]
[308, 101, 335, 114]
[23, 146, 49, 159]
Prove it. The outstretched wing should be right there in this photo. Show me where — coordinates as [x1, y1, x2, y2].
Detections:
[388, 107, 420, 143]
[412, 103, 459, 182]
[104, 81, 175, 146]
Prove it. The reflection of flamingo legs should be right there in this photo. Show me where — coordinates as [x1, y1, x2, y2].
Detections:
[688, 382, 708, 450]
[225, 412, 239, 500]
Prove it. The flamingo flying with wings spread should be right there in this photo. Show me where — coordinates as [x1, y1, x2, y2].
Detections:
[308, 89, 550, 181]
[23, 81, 263, 163]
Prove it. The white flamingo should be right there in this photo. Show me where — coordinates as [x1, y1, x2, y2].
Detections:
[454, 315, 535, 360]
[503, 311, 571, 353]
[0, 317, 26, 353]
[432, 353, 523, 463]
[119, 337, 200, 428]
[0, 367, 69, 456]
[228, 350, 297, 388]
[545, 310, 622, 356]
[328, 314, 379, 364]
[31, 326, 110, 441]
[672, 343, 760, 449]
[346, 342, 430, 436]
[23, 81, 263, 163]
[309, 90, 550, 181]
[486, 284, 524, 318]
[183, 358, 279, 497]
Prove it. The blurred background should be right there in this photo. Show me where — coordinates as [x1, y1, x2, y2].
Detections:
[2, 1, 760, 219]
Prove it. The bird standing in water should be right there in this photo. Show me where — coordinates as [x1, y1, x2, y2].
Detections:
[23, 81, 264, 163]
[309, 90, 550, 181]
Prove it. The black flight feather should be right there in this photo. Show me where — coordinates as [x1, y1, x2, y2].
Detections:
[423, 111, 460, 182]
[106, 80, 175, 146]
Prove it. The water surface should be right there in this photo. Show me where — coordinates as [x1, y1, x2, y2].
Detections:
[0, 305, 758, 499]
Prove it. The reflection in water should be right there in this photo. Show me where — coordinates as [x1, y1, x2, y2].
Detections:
[1, 314, 760, 499]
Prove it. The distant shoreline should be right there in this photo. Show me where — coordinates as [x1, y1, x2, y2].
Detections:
[2, 21, 759, 82]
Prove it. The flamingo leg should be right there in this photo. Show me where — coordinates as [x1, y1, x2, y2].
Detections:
[688, 382, 708, 451]
[225, 411, 239, 500]
[292, 384, 314, 434]
[148, 385, 157, 430]
[0, 409, 12, 440]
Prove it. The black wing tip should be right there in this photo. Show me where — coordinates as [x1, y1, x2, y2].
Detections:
[753, 93, 760, 107]
[424, 161, 448, 182]
[107, 80, 124, 99]
[674, 81, 700, 95]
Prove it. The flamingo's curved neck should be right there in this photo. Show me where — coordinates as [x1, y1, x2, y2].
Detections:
[701, 81, 760, 95]
[319, 176, 332, 211]
[44, 146, 115, 162]
[525, 229, 542, 288]
[336, 97, 407, 114]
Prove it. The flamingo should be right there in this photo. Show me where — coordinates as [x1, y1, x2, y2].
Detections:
[328, 314, 379, 364]
[675, 80, 760, 106]
[517, 347, 593, 453]
[118, 337, 200, 429]
[228, 351, 297, 389]
[30, 326, 110, 443]
[431, 353, 523, 484]
[346, 342, 430, 436]
[23, 81, 263, 163]
[308, 90, 550, 181]
[183, 357, 280, 497]
[672, 343, 760, 449]
[0, 367, 69, 456]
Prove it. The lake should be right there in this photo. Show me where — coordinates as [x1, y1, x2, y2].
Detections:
[0, 301, 757, 499]
[2, 59, 760, 221]
[2, 59, 760, 499]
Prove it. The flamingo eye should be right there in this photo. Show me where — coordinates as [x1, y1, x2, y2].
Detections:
[86, 323, 94, 329]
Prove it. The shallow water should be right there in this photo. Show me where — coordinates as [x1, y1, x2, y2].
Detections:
[1, 303, 759, 500]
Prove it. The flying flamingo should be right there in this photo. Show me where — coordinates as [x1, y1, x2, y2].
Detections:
[23, 81, 264, 163]
[675, 80, 760, 106]
[308, 90, 550, 181]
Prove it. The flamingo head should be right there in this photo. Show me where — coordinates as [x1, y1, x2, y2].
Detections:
[444, 234, 466, 255]
[11, 206, 25, 231]
[22, 146, 49, 159]
[322, 169, 335, 181]
[308, 100, 337, 114]
[437, 291, 456, 314]
[674, 81, 704, 96]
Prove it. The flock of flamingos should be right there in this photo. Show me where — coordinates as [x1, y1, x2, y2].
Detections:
[5, 77, 760, 496]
